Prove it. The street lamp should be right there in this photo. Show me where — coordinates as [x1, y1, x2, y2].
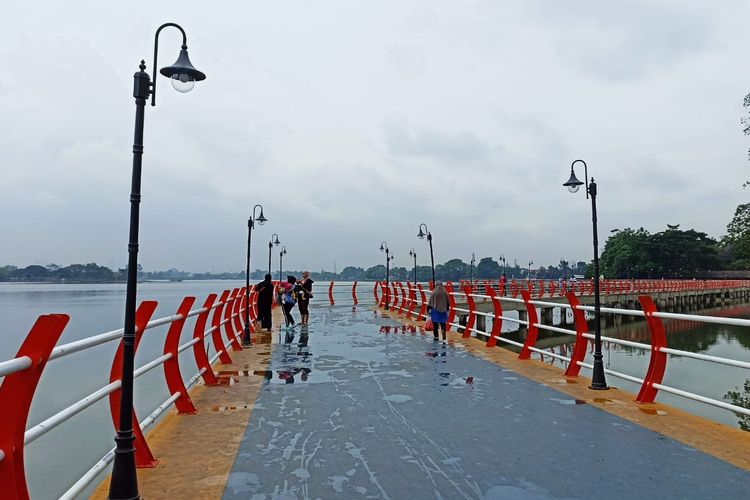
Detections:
[268, 233, 280, 276]
[528, 260, 533, 281]
[408, 248, 417, 284]
[499, 253, 506, 275]
[470, 253, 476, 286]
[243, 204, 267, 349]
[279, 245, 287, 282]
[379, 241, 392, 310]
[563, 158, 608, 390]
[111, 22, 206, 500]
[417, 223, 435, 286]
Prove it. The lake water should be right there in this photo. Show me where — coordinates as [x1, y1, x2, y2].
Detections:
[2, 281, 749, 498]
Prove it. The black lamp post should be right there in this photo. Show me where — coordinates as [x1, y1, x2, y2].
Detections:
[243, 204, 267, 348]
[470, 253, 476, 286]
[417, 223, 435, 286]
[279, 245, 287, 282]
[408, 248, 417, 284]
[379, 241, 392, 310]
[268, 233, 280, 276]
[563, 158, 608, 390]
[110, 22, 206, 500]
[528, 260, 533, 281]
[499, 253, 506, 275]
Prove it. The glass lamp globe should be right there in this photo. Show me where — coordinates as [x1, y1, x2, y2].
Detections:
[171, 73, 196, 93]
[567, 184, 580, 193]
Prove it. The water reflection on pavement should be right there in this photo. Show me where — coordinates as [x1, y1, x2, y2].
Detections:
[224, 305, 750, 500]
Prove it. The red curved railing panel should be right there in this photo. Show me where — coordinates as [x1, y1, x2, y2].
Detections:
[417, 284, 427, 321]
[373, 281, 379, 304]
[224, 288, 242, 352]
[564, 292, 588, 377]
[352, 281, 359, 305]
[0, 314, 69, 499]
[233, 288, 246, 341]
[462, 286, 476, 339]
[484, 285, 502, 347]
[636, 296, 668, 403]
[445, 283, 457, 332]
[163, 297, 198, 414]
[406, 282, 415, 318]
[211, 290, 232, 364]
[108, 300, 159, 468]
[519, 290, 539, 360]
[398, 282, 407, 314]
[192, 294, 219, 386]
[328, 281, 335, 305]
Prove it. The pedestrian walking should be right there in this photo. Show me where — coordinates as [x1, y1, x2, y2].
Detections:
[297, 270, 314, 325]
[255, 273, 274, 331]
[428, 281, 450, 341]
[279, 275, 298, 327]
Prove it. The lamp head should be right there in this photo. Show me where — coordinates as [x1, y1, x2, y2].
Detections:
[160, 47, 206, 93]
[272, 234, 280, 245]
[379, 243, 385, 252]
[563, 166, 584, 193]
[417, 228, 425, 239]
[255, 208, 267, 225]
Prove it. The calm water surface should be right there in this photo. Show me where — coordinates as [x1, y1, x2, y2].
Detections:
[2, 282, 750, 498]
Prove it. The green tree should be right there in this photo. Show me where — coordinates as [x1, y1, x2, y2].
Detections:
[650, 225, 718, 277]
[365, 265, 386, 280]
[340, 266, 365, 280]
[476, 257, 501, 278]
[600, 228, 654, 278]
[436, 258, 468, 281]
[722, 203, 750, 268]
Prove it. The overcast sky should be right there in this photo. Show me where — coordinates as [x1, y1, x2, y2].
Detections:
[2, 1, 749, 273]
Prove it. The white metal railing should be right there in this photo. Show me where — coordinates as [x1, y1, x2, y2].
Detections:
[380, 283, 750, 421]
[0, 291, 252, 498]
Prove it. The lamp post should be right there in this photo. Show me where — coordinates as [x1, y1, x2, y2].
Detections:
[470, 253, 476, 286]
[408, 248, 417, 284]
[513, 259, 518, 278]
[268, 233, 280, 276]
[110, 22, 206, 500]
[279, 245, 287, 282]
[379, 241, 392, 310]
[499, 253, 506, 275]
[417, 223, 435, 286]
[563, 158, 608, 390]
[528, 260, 533, 281]
[243, 204, 267, 348]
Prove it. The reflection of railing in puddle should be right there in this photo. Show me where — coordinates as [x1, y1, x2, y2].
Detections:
[379, 325, 423, 334]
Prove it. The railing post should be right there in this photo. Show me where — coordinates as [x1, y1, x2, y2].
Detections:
[0, 314, 69, 500]
[328, 281, 335, 305]
[352, 281, 359, 305]
[445, 283, 457, 332]
[211, 290, 232, 364]
[108, 301, 159, 468]
[635, 296, 668, 403]
[486, 285, 503, 347]
[462, 286, 476, 338]
[373, 281, 379, 305]
[163, 297, 198, 414]
[192, 294, 219, 386]
[519, 290, 539, 360]
[564, 292, 588, 377]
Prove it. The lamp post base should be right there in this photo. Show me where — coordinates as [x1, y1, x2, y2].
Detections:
[589, 355, 609, 390]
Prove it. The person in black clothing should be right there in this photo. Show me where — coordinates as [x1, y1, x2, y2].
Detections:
[297, 270, 314, 325]
[282, 275, 297, 327]
[255, 274, 274, 331]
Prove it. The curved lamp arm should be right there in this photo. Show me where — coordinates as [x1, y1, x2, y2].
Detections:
[152, 23, 188, 106]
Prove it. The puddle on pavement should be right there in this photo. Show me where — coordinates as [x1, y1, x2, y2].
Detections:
[425, 351, 447, 358]
[639, 407, 669, 416]
[593, 398, 614, 404]
[210, 404, 252, 412]
[379, 325, 422, 334]
[548, 397, 588, 405]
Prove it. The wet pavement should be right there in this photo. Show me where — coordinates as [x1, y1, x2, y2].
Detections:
[223, 305, 750, 499]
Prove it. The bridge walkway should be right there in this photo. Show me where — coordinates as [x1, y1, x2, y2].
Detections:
[97, 303, 750, 499]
